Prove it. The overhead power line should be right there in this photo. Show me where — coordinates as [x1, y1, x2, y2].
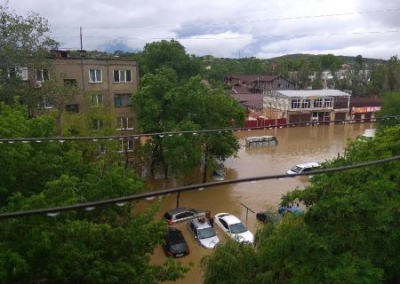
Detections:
[0, 155, 399, 220]
[58, 29, 400, 42]
[62, 7, 400, 30]
[0, 115, 398, 144]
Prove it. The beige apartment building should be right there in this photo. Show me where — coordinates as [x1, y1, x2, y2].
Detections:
[33, 50, 139, 150]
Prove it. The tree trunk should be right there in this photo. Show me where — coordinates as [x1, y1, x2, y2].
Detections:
[150, 144, 159, 178]
[202, 145, 209, 183]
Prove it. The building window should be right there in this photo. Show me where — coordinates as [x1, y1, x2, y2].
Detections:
[64, 79, 77, 87]
[118, 140, 134, 153]
[92, 119, 104, 130]
[114, 93, 132, 107]
[313, 99, 323, 108]
[65, 104, 79, 113]
[89, 69, 102, 83]
[324, 98, 333, 108]
[95, 145, 106, 156]
[334, 97, 348, 109]
[291, 99, 301, 109]
[92, 94, 104, 106]
[38, 98, 53, 110]
[302, 99, 311, 109]
[36, 69, 50, 82]
[116, 117, 134, 130]
[114, 70, 132, 83]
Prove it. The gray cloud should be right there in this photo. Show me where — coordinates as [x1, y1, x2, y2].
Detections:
[6, 0, 400, 59]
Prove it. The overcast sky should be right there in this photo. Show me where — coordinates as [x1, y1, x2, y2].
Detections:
[5, 0, 400, 59]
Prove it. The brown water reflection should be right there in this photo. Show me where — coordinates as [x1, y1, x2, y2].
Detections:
[148, 123, 374, 284]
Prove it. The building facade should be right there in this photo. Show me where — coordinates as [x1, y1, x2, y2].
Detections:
[33, 50, 139, 152]
[263, 90, 351, 124]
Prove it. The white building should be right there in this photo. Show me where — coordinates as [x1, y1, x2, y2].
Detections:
[263, 90, 351, 124]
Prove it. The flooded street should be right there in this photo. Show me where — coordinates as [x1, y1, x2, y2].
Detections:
[148, 123, 375, 284]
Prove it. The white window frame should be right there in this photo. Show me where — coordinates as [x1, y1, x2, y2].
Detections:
[92, 94, 104, 106]
[116, 117, 134, 130]
[302, 99, 311, 109]
[114, 69, 132, 83]
[93, 119, 104, 130]
[323, 98, 333, 108]
[313, 99, 323, 108]
[118, 140, 134, 153]
[290, 99, 301, 109]
[89, 69, 102, 83]
[36, 69, 50, 82]
[38, 98, 53, 110]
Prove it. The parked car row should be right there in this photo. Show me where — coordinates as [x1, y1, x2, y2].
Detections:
[163, 207, 254, 257]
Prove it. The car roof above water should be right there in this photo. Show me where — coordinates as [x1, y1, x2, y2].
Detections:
[217, 213, 241, 224]
[191, 218, 212, 229]
[295, 162, 320, 169]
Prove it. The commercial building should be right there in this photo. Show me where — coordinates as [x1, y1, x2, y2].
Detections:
[263, 89, 351, 124]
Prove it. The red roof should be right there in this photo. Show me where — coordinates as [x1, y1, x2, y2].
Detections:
[231, 86, 252, 94]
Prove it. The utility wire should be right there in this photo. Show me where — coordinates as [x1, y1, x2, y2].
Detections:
[57, 29, 400, 42]
[0, 155, 399, 220]
[62, 7, 400, 30]
[0, 115, 398, 144]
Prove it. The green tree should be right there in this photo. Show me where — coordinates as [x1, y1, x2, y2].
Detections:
[134, 71, 244, 181]
[203, 125, 400, 283]
[0, 103, 189, 283]
[0, 4, 57, 104]
[386, 56, 399, 92]
[139, 40, 201, 81]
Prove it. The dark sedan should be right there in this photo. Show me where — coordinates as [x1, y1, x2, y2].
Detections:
[164, 227, 189, 258]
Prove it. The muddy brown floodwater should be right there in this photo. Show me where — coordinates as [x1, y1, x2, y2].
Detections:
[146, 123, 375, 284]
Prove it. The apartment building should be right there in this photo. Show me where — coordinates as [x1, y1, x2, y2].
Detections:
[263, 89, 351, 124]
[33, 50, 139, 152]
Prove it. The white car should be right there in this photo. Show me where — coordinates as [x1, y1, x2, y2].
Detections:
[286, 162, 320, 175]
[188, 218, 220, 249]
[214, 213, 254, 244]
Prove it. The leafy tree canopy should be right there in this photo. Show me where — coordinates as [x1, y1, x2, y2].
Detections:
[202, 124, 400, 283]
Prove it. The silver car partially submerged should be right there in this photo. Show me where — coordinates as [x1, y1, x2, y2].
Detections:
[187, 217, 220, 249]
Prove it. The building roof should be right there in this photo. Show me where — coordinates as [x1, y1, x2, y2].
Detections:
[242, 100, 263, 110]
[231, 86, 252, 94]
[232, 94, 263, 101]
[350, 97, 381, 107]
[269, 89, 351, 98]
[226, 75, 279, 84]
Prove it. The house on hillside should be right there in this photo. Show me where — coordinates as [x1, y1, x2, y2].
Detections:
[263, 89, 351, 124]
[224, 75, 295, 93]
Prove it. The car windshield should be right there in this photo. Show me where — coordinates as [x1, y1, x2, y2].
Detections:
[197, 227, 216, 239]
[290, 165, 302, 173]
[230, 223, 247, 234]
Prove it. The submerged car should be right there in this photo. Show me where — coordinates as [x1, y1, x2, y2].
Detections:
[188, 218, 220, 249]
[286, 162, 321, 175]
[163, 207, 204, 225]
[214, 213, 254, 244]
[278, 206, 304, 215]
[212, 162, 226, 181]
[256, 211, 283, 223]
[164, 227, 189, 258]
